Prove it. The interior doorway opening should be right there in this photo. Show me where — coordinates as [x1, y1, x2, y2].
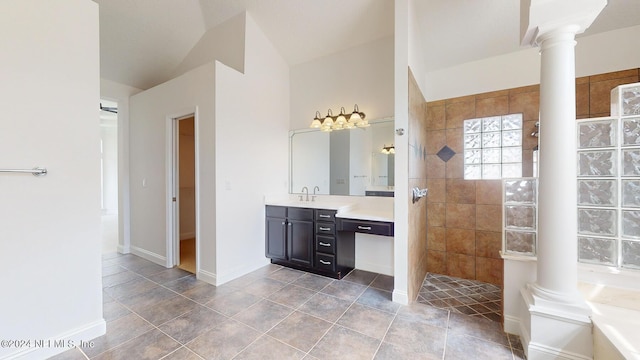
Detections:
[100, 99, 119, 254]
[174, 115, 196, 273]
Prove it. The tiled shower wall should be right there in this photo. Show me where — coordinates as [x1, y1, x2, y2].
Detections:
[424, 68, 640, 287]
[407, 68, 429, 301]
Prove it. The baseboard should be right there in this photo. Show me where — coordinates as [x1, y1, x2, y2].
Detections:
[504, 314, 522, 335]
[392, 289, 409, 305]
[180, 232, 195, 241]
[528, 342, 593, 360]
[0, 319, 105, 360]
[214, 260, 270, 286]
[197, 269, 217, 286]
[117, 244, 130, 254]
[130, 245, 166, 267]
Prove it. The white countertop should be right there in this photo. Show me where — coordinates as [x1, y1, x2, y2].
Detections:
[265, 195, 394, 223]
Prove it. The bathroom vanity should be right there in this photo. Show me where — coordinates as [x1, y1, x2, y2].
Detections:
[265, 199, 394, 279]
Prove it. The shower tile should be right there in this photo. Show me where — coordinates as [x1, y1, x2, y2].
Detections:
[578, 180, 616, 206]
[446, 179, 476, 204]
[475, 257, 503, 286]
[427, 203, 446, 227]
[447, 154, 464, 179]
[437, 145, 456, 162]
[447, 128, 465, 154]
[476, 205, 502, 232]
[578, 237, 617, 266]
[426, 130, 447, 154]
[426, 155, 446, 178]
[578, 209, 617, 236]
[426, 101, 446, 130]
[447, 253, 476, 280]
[426, 178, 446, 203]
[476, 231, 502, 259]
[508, 89, 539, 122]
[427, 226, 446, 251]
[427, 250, 447, 274]
[446, 97, 475, 129]
[578, 150, 616, 176]
[476, 180, 502, 205]
[476, 96, 508, 118]
[445, 203, 476, 229]
[577, 120, 615, 148]
[446, 228, 476, 255]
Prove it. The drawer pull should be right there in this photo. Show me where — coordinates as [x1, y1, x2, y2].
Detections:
[319, 214, 331, 218]
[318, 242, 331, 247]
[319, 260, 331, 265]
[319, 227, 331, 231]
[358, 226, 372, 230]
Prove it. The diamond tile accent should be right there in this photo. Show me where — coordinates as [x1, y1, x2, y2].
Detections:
[437, 145, 456, 163]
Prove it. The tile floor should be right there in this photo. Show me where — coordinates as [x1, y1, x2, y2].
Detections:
[417, 273, 503, 323]
[51, 253, 525, 360]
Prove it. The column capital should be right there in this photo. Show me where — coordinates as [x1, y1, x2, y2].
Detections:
[520, 0, 607, 47]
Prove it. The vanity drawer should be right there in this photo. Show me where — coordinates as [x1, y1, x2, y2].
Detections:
[315, 222, 335, 235]
[288, 207, 314, 221]
[266, 206, 286, 218]
[315, 209, 337, 223]
[315, 253, 336, 272]
[315, 235, 335, 255]
[339, 219, 394, 236]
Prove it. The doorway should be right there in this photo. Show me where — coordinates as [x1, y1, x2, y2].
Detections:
[174, 115, 196, 273]
[100, 99, 119, 254]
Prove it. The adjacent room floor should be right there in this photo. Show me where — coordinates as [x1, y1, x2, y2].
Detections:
[51, 253, 525, 360]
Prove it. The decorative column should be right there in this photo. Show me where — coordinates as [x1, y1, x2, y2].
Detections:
[519, 1, 607, 359]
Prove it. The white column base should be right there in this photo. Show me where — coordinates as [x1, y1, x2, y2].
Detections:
[520, 284, 593, 360]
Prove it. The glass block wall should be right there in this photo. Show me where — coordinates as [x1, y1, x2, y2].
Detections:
[503, 178, 537, 256]
[577, 83, 640, 269]
[463, 114, 523, 180]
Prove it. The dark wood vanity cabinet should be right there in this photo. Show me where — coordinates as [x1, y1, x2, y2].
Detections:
[265, 206, 354, 279]
[265, 206, 313, 268]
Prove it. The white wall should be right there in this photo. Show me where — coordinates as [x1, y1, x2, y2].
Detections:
[423, 25, 640, 101]
[214, 13, 290, 283]
[129, 63, 217, 272]
[173, 13, 246, 79]
[100, 79, 142, 254]
[0, 1, 104, 359]
[290, 36, 395, 130]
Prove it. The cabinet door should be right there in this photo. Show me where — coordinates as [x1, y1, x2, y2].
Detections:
[265, 217, 286, 260]
[288, 219, 314, 267]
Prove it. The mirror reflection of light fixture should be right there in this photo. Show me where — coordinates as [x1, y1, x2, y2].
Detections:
[381, 144, 395, 154]
[310, 104, 366, 132]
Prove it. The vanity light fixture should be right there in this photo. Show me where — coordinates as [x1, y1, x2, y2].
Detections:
[381, 144, 395, 154]
[310, 104, 367, 132]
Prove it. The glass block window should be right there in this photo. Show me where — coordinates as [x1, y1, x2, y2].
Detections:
[503, 178, 537, 256]
[577, 116, 640, 269]
[464, 114, 523, 179]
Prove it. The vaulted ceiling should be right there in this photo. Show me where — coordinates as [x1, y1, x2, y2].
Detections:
[94, 0, 640, 90]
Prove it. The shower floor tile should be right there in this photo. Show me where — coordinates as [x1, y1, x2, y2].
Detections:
[417, 273, 503, 322]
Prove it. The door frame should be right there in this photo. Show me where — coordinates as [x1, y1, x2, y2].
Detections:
[165, 107, 199, 272]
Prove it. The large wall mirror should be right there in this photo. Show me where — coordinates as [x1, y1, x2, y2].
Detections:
[290, 118, 395, 196]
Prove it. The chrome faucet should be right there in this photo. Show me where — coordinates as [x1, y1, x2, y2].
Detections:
[312, 186, 320, 201]
[301, 186, 309, 202]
